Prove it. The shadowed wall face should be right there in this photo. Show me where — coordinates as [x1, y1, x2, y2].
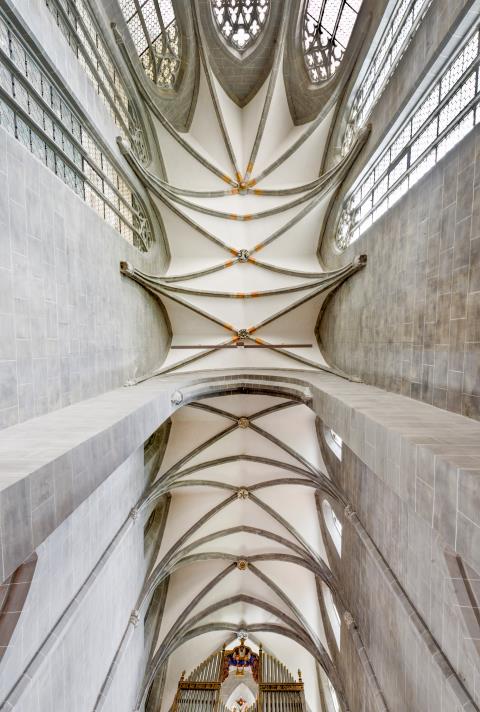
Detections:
[319, 125, 480, 420]
[317, 428, 480, 712]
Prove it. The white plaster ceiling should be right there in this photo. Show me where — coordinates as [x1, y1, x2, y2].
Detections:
[123, 11, 361, 708]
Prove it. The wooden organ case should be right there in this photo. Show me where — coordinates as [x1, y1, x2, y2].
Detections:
[171, 640, 307, 711]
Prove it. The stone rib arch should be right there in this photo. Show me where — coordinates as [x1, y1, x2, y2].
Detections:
[139, 616, 348, 711]
[139, 596, 343, 707]
[140, 495, 335, 609]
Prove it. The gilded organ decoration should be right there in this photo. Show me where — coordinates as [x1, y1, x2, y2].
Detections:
[171, 641, 306, 710]
[222, 639, 259, 680]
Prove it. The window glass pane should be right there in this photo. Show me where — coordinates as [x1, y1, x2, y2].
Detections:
[44, 0, 148, 163]
[119, 0, 179, 87]
[1, 12, 152, 252]
[303, 0, 363, 83]
[211, 0, 270, 52]
[342, 0, 432, 155]
[337, 27, 480, 250]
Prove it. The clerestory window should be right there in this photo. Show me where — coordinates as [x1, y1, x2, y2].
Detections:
[119, 0, 180, 88]
[337, 26, 480, 249]
[211, 0, 270, 53]
[322, 500, 343, 555]
[302, 0, 363, 83]
[45, 0, 148, 164]
[0, 11, 153, 251]
[342, 0, 432, 156]
[325, 426, 342, 460]
[327, 678, 341, 712]
[323, 584, 342, 647]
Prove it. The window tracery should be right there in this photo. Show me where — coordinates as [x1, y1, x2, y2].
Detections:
[211, 0, 270, 52]
[302, 0, 363, 83]
[341, 0, 432, 156]
[119, 0, 180, 88]
[337, 27, 480, 250]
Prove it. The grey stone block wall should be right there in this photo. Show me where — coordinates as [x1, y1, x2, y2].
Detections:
[0, 446, 149, 712]
[324, 441, 480, 711]
[0, 126, 170, 431]
[319, 125, 480, 420]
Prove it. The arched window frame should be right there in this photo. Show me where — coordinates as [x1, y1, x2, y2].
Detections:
[302, 0, 363, 84]
[119, 0, 180, 89]
[341, 0, 433, 156]
[211, 0, 270, 55]
[323, 584, 341, 648]
[322, 499, 343, 555]
[336, 25, 480, 250]
[327, 678, 341, 712]
[324, 426, 343, 461]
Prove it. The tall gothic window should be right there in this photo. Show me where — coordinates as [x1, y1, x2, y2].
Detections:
[302, 0, 363, 83]
[44, 0, 148, 164]
[322, 500, 342, 555]
[327, 679, 341, 712]
[119, 0, 180, 88]
[337, 26, 480, 249]
[0, 12, 153, 251]
[324, 425, 342, 460]
[342, 0, 432, 155]
[323, 584, 341, 647]
[211, 0, 270, 52]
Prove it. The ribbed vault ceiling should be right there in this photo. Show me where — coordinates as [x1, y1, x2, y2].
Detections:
[117, 3, 366, 709]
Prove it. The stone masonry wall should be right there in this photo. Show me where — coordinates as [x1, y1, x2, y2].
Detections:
[0, 127, 170, 431]
[319, 126, 480, 420]
[0, 446, 150, 712]
[318, 427, 480, 711]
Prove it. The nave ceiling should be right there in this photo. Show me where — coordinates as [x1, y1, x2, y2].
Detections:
[109, 0, 371, 709]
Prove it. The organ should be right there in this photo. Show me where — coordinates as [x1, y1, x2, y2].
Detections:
[171, 639, 306, 711]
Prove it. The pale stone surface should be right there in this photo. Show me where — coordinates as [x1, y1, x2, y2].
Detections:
[0, 127, 169, 432]
[0, 448, 148, 712]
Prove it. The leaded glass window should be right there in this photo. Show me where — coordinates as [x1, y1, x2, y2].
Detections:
[303, 0, 363, 83]
[0, 12, 153, 251]
[211, 0, 270, 52]
[337, 27, 480, 250]
[342, 0, 432, 155]
[119, 0, 180, 88]
[44, 0, 148, 164]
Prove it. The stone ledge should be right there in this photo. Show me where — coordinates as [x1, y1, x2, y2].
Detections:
[1, 368, 479, 585]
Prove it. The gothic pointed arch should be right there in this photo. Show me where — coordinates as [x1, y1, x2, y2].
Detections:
[283, 0, 373, 124]
[302, 0, 363, 84]
[211, 0, 270, 54]
[197, 0, 284, 107]
[109, 0, 200, 131]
